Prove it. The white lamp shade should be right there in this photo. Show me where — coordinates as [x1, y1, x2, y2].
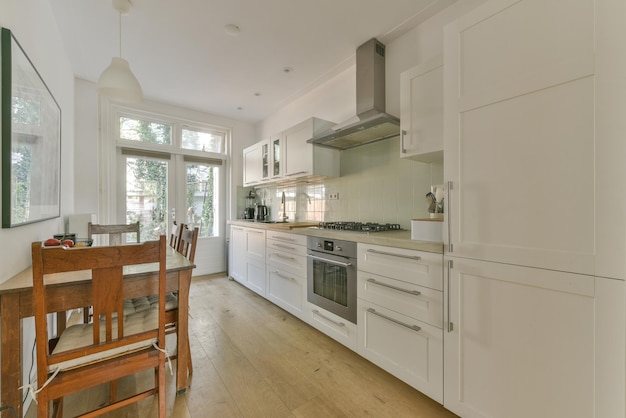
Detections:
[97, 57, 143, 102]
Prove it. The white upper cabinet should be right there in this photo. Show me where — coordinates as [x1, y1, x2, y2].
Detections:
[244, 117, 339, 186]
[283, 117, 338, 180]
[269, 133, 283, 181]
[400, 56, 443, 162]
[242, 141, 265, 186]
[443, 0, 595, 275]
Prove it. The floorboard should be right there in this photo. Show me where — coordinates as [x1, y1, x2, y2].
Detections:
[25, 275, 458, 418]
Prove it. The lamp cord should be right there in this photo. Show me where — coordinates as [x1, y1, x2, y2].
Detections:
[119, 10, 123, 58]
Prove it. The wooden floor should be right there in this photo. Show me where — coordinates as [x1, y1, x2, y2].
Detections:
[26, 275, 458, 418]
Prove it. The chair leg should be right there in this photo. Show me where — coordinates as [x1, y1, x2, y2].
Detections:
[157, 364, 166, 418]
[187, 340, 193, 375]
[52, 398, 63, 418]
[110, 379, 117, 403]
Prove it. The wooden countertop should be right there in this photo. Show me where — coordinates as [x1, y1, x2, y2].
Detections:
[228, 220, 443, 254]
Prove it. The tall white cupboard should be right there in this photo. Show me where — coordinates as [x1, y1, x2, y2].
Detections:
[443, 0, 626, 417]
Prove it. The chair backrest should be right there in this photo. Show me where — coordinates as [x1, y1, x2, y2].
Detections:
[31, 236, 167, 377]
[88, 221, 140, 245]
[177, 225, 199, 263]
[170, 221, 185, 250]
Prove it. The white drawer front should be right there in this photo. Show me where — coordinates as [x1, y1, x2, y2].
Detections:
[266, 231, 307, 248]
[266, 237, 306, 257]
[357, 299, 443, 403]
[358, 244, 443, 291]
[358, 271, 443, 328]
[266, 249, 306, 276]
[267, 269, 304, 319]
[304, 302, 357, 351]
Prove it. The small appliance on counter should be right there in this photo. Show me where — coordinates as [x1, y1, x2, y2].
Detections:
[255, 201, 269, 222]
[242, 190, 257, 219]
[411, 218, 443, 242]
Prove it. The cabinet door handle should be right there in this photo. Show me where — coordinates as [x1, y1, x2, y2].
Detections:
[366, 278, 421, 296]
[447, 181, 453, 253]
[286, 171, 308, 177]
[272, 270, 295, 281]
[447, 259, 454, 333]
[274, 243, 296, 251]
[401, 129, 407, 154]
[366, 308, 421, 332]
[366, 249, 421, 261]
[313, 310, 346, 327]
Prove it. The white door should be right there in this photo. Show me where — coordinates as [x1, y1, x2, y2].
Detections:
[115, 113, 227, 276]
[443, 0, 595, 275]
[444, 256, 595, 418]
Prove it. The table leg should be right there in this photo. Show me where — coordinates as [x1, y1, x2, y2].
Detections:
[1, 294, 23, 417]
[176, 270, 191, 395]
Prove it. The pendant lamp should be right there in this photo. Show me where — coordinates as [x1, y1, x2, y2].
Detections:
[97, 0, 143, 102]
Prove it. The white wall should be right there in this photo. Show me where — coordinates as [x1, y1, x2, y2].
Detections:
[257, 0, 486, 139]
[0, 0, 75, 410]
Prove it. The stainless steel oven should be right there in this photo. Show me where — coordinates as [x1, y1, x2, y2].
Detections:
[307, 236, 357, 324]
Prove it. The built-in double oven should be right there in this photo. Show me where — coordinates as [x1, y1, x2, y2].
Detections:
[306, 236, 357, 324]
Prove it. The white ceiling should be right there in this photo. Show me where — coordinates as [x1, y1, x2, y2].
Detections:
[49, 0, 454, 123]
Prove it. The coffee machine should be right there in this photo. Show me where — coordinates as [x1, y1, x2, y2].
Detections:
[255, 201, 269, 222]
[242, 190, 256, 220]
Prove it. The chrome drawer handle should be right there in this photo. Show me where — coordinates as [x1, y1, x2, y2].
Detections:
[272, 235, 297, 242]
[274, 243, 296, 251]
[366, 249, 421, 261]
[366, 308, 421, 332]
[272, 270, 295, 281]
[307, 254, 352, 268]
[313, 310, 346, 327]
[273, 252, 296, 261]
[366, 278, 421, 296]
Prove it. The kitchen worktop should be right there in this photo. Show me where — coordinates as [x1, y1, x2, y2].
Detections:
[228, 220, 443, 254]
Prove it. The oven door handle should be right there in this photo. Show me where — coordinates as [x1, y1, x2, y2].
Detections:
[307, 254, 353, 267]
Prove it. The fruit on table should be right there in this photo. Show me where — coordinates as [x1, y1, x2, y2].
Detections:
[44, 238, 61, 246]
[61, 239, 75, 247]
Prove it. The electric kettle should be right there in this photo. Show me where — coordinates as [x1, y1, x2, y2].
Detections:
[255, 203, 268, 222]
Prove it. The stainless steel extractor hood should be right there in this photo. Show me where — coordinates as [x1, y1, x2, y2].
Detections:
[308, 38, 400, 150]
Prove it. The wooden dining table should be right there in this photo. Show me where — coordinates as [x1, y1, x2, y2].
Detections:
[0, 246, 195, 418]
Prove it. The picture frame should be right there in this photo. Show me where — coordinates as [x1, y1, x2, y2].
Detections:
[1, 27, 61, 228]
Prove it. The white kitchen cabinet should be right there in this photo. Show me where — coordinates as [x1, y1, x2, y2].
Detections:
[242, 141, 265, 186]
[283, 117, 339, 181]
[303, 301, 358, 351]
[357, 299, 443, 403]
[268, 133, 283, 181]
[266, 231, 307, 319]
[358, 244, 442, 291]
[229, 225, 266, 296]
[400, 56, 443, 163]
[443, 0, 595, 275]
[443, 257, 597, 418]
[357, 243, 443, 402]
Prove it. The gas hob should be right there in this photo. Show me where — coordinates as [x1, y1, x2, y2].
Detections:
[315, 221, 403, 233]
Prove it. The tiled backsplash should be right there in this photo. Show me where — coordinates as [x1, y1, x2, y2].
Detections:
[238, 137, 443, 229]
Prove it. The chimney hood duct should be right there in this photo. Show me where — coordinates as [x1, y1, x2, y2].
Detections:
[308, 38, 400, 150]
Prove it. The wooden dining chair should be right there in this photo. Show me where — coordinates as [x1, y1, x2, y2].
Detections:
[158, 224, 198, 375]
[83, 221, 141, 323]
[169, 221, 184, 250]
[31, 236, 168, 418]
[88, 221, 140, 246]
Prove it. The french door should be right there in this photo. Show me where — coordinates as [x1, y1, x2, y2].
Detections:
[118, 151, 225, 275]
[111, 110, 228, 276]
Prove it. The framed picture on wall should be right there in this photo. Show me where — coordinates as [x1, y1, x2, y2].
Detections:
[1, 27, 61, 228]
